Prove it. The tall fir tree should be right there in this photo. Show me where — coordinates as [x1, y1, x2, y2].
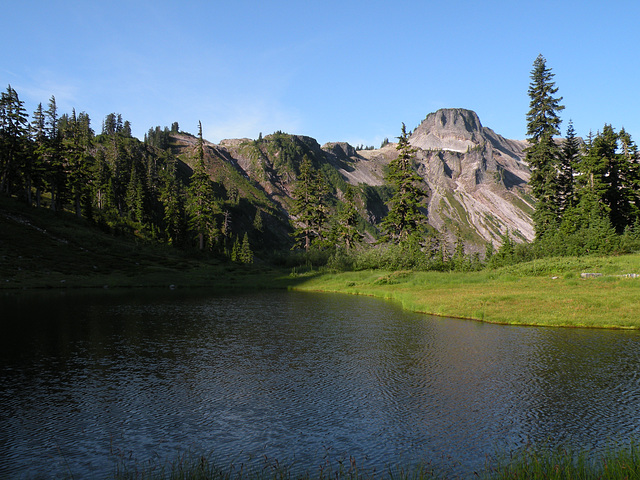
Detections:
[333, 185, 363, 250]
[290, 155, 328, 251]
[239, 232, 254, 264]
[617, 128, 640, 229]
[159, 153, 186, 246]
[44, 95, 66, 211]
[186, 121, 218, 250]
[525, 54, 565, 239]
[29, 102, 47, 207]
[380, 123, 427, 242]
[0, 85, 30, 197]
[557, 120, 579, 215]
[63, 109, 94, 218]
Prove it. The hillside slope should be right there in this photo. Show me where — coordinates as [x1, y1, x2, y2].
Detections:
[168, 108, 534, 251]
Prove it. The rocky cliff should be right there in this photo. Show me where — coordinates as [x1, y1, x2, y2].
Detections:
[333, 109, 534, 247]
[174, 108, 534, 251]
[411, 109, 533, 245]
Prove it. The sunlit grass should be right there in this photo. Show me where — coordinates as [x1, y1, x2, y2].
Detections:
[293, 254, 640, 329]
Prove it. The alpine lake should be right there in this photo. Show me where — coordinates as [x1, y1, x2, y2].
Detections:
[2, 288, 640, 478]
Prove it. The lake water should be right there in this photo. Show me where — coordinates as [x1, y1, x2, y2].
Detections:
[2, 289, 640, 478]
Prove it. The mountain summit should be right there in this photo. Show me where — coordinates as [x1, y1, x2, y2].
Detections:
[349, 108, 534, 246]
[188, 108, 534, 251]
[409, 108, 485, 152]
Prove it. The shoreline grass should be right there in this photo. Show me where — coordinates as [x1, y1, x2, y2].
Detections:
[104, 441, 640, 479]
[291, 254, 640, 329]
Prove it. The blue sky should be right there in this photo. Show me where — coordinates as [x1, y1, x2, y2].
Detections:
[3, 1, 639, 148]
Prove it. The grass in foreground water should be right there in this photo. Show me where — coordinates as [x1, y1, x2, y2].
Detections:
[107, 443, 640, 480]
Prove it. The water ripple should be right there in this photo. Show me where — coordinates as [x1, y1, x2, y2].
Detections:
[2, 291, 640, 479]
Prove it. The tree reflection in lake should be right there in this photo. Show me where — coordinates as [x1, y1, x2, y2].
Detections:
[1, 289, 640, 478]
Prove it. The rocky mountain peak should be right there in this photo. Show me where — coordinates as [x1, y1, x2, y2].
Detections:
[409, 108, 486, 153]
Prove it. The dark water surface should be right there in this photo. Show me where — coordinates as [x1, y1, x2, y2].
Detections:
[2, 289, 640, 478]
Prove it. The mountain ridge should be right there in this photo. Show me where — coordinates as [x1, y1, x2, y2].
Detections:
[179, 108, 534, 251]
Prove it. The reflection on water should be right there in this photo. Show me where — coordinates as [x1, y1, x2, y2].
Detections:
[1, 289, 640, 478]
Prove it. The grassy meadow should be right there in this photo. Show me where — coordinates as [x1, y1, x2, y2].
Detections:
[292, 254, 640, 329]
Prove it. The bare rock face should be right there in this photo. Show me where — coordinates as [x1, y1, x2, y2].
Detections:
[322, 142, 357, 160]
[410, 108, 485, 152]
[332, 108, 534, 247]
[412, 109, 533, 245]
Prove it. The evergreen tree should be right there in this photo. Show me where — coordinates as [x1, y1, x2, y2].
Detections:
[186, 121, 218, 250]
[617, 128, 640, 228]
[0, 85, 30, 197]
[125, 167, 145, 223]
[30, 102, 47, 207]
[334, 185, 363, 250]
[92, 148, 112, 212]
[160, 168, 186, 246]
[63, 109, 94, 218]
[103, 113, 117, 135]
[380, 123, 427, 242]
[290, 155, 329, 251]
[488, 230, 515, 268]
[253, 208, 264, 232]
[575, 125, 640, 233]
[525, 54, 565, 239]
[558, 120, 579, 215]
[44, 96, 66, 211]
[239, 232, 254, 264]
[122, 120, 132, 137]
[451, 228, 467, 271]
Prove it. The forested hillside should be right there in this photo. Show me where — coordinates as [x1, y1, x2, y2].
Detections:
[2, 55, 640, 274]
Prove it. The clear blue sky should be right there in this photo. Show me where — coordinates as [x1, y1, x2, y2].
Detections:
[3, 0, 639, 148]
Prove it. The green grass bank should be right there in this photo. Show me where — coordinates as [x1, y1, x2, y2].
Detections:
[291, 254, 640, 329]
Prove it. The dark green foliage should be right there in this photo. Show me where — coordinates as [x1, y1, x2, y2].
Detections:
[28, 102, 47, 207]
[239, 232, 254, 264]
[186, 122, 219, 250]
[525, 55, 565, 239]
[61, 109, 95, 218]
[44, 95, 67, 211]
[0, 85, 30, 198]
[332, 185, 364, 251]
[557, 120, 578, 214]
[253, 208, 263, 232]
[566, 124, 640, 240]
[290, 155, 329, 251]
[146, 125, 172, 149]
[379, 123, 428, 242]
